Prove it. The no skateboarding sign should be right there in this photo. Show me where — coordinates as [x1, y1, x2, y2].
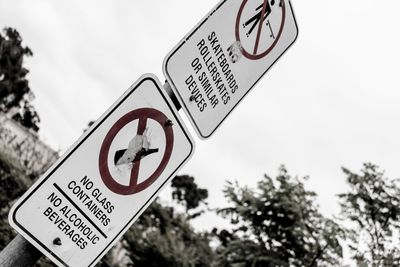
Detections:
[9, 75, 194, 267]
[164, 0, 298, 138]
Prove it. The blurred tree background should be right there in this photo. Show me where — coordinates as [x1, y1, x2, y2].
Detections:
[338, 164, 400, 267]
[214, 166, 345, 267]
[1, 27, 400, 267]
[0, 27, 40, 132]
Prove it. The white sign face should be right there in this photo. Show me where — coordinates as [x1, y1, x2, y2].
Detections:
[163, 0, 298, 138]
[9, 74, 194, 267]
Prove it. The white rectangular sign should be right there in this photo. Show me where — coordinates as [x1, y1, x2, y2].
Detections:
[9, 74, 194, 267]
[164, 0, 298, 138]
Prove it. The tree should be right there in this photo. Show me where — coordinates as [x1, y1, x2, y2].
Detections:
[338, 163, 400, 266]
[122, 200, 214, 267]
[102, 175, 214, 267]
[214, 166, 345, 267]
[0, 159, 28, 249]
[0, 27, 40, 131]
[171, 175, 208, 218]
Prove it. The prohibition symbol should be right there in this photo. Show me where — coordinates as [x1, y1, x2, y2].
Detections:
[235, 0, 286, 60]
[99, 108, 174, 195]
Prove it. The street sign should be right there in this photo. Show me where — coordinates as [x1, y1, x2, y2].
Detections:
[163, 0, 298, 138]
[9, 74, 194, 267]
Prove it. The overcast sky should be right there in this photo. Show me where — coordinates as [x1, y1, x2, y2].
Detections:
[1, 0, 400, 260]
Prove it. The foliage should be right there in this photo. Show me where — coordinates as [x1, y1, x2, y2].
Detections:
[214, 166, 345, 267]
[0, 158, 54, 266]
[12, 100, 40, 132]
[338, 163, 400, 266]
[0, 27, 40, 131]
[121, 175, 214, 267]
[0, 159, 27, 210]
[122, 200, 214, 267]
[0, 159, 28, 250]
[171, 175, 208, 218]
[0, 208, 15, 253]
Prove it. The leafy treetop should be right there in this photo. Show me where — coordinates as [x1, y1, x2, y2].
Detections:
[0, 27, 40, 131]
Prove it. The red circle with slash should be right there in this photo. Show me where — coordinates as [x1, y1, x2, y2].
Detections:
[235, 0, 286, 60]
[99, 108, 174, 195]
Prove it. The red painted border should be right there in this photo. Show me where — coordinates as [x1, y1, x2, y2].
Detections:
[99, 108, 174, 195]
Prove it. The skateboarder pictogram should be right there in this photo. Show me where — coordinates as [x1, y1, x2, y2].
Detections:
[235, 0, 286, 60]
[242, 1, 270, 38]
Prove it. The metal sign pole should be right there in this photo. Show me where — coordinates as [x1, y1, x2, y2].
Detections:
[0, 234, 42, 267]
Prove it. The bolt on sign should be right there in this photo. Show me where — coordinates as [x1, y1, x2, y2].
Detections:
[164, 0, 298, 138]
[9, 74, 194, 267]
